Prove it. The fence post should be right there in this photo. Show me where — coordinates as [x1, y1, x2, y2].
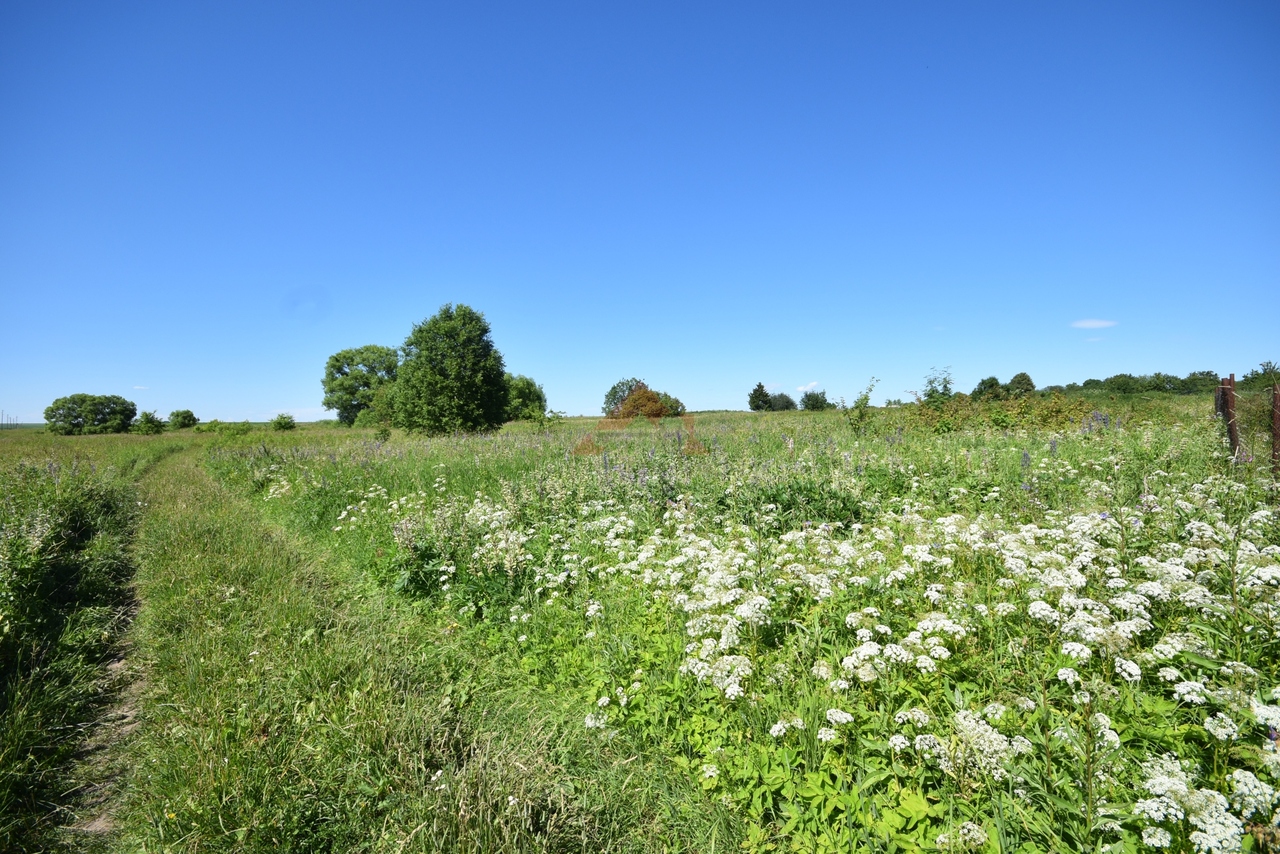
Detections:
[1272, 382, 1279, 478]
[1219, 375, 1240, 459]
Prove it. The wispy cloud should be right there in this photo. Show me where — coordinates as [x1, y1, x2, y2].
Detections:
[797, 381, 819, 392]
[1071, 319, 1117, 329]
[133, 385, 149, 390]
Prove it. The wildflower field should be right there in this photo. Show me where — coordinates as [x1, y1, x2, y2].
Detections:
[3, 396, 1279, 853]
[192, 397, 1280, 854]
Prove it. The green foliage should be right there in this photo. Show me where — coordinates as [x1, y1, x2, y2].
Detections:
[394, 304, 508, 435]
[603, 378, 643, 415]
[1077, 369, 1221, 395]
[1005, 371, 1036, 397]
[168, 408, 199, 429]
[44, 393, 137, 435]
[920, 367, 953, 408]
[132, 410, 166, 434]
[971, 376, 1005, 401]
[656, 391, 686, 416]
[504, 373, 548, 422]
[604, 378, 685, 417]
[799, 390, 835, 411]
[322, 344, 399, 426]
[748, 382, 771, 412]
[0, 460, 136, 850]
[840, 377, 878, 432]
[270, 412, 297, 431]
[193, 419, 254, 436]
[768, 392, 797, 411]
[1239, 360, 1279, 390]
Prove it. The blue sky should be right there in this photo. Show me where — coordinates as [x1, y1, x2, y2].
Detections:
[1, 1, 1277, 421]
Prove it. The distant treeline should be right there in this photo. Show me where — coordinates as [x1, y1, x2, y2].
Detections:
[1044, 361, 1277, 396]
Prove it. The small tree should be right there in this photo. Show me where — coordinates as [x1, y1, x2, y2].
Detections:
[1006, 372, 1036, 398]
[169, 409, 199, 429]
[271, 413, 297, 431]
[132, 410, 165, 434]
[44, 394, 137, 435]
[394, 304, 508, 435]
[768, 392, 797, 411]
[920, 368, 953, 408]
[603, 378, 643, 415]
[799, 390, 834, 411]
[322, 345, 399, 426]
[748, 383, 771, 412]
[971, 376, 1004, 401]
[504, 374, 548, 422]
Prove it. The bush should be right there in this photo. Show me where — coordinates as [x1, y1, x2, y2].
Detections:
[799, 390, 834, 411]
[394, 304, 508, 435]
[168, 409, 199, 429]
[768, 392, 796, 411]
[270, 413, 297, 431]
[194, 419, 253, 436]
[504, 374, 548, 422]
[748, 383, 770, 412]
[322, 345, 399, 426]
[44, 394, 136, 435]
[132, 410, 165, 435]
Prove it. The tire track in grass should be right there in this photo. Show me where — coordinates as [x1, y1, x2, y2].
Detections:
[115, 448, 716, 853]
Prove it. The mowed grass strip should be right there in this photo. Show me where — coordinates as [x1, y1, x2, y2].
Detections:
[118, 449, 727, 853]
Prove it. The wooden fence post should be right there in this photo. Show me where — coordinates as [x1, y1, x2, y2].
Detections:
[1219, 375, 1240, 460]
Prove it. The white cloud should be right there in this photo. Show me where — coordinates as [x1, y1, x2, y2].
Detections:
[1070, 319, 1117, 329]
[133, 385, 149, 390]
[797, 381, 819, 392]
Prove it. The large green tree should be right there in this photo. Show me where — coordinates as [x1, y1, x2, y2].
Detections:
[322, 345, 399, 426]
[394, 304, 508, 435]
[748, 382, 770, 411]
[44, 394, 136, 435]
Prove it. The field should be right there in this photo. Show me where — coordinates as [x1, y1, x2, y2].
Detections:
[2, 396, 1279, 853]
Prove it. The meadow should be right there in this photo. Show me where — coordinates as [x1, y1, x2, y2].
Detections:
[2, 394, 1278, 853]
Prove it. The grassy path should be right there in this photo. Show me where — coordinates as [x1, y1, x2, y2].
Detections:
[105, 446, 714, 853]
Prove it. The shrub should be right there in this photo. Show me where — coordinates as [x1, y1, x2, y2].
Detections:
[270, 413, 297, 431]
[394, 304, 508, 435]
[132, 410, 165, 435]
[748, 383, 770, 412]
[799, 390, 835, 411]
[322, 345, 399, 426]
[194, 419, 253, 436]
[44, 394, 137, 435]
[768, 392, 796, 411]
[168, 409, 199, 429]
[920, 368, 953, 408]
[504, 374, 548, 422]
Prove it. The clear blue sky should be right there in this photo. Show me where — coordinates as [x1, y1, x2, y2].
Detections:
[2, 2, 1277, 421]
